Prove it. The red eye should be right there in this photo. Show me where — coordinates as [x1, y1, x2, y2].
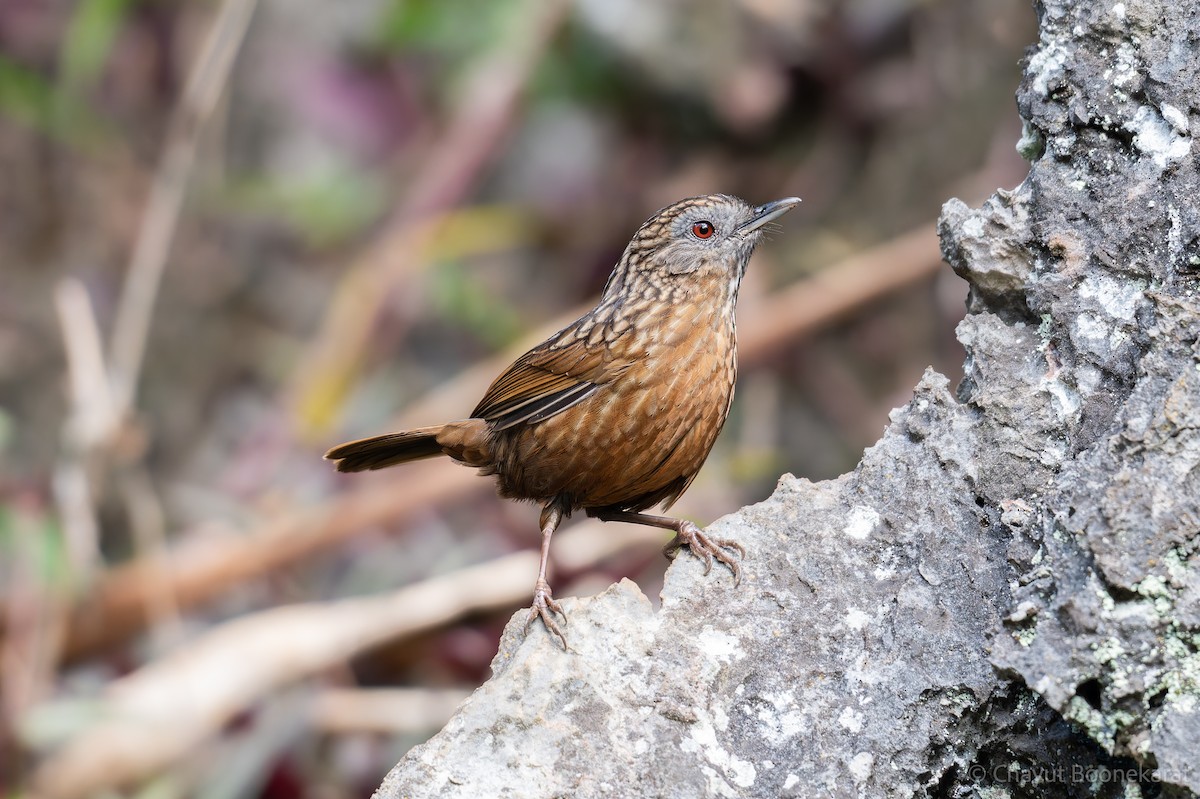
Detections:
[692, 220, 714, 239]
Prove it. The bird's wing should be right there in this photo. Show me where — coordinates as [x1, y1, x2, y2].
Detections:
[472, 324, 627, 430]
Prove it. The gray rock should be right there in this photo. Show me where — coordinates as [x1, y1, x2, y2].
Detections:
[381, 372, 1005, 798]
[376, 0, 1200, 795]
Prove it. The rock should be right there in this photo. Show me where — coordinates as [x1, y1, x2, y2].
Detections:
[380, 372, 1010, 798]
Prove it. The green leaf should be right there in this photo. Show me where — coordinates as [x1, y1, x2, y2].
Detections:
[376, 0, 524, 60]
[0, 57, 55, 130]
[60, 0, 136, 91]
[0, 56, 108, 146]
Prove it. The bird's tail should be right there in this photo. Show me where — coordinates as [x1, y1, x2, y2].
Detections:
[325, 425, 447, 473]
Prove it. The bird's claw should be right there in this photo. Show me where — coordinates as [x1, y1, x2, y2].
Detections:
[664, 521, 745, 585]
[524, 578, 568, 649]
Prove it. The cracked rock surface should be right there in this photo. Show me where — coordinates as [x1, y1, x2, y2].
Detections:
[376, 0, 1199, 796]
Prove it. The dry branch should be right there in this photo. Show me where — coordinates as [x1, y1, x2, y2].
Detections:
[310, 688, 473, 735]
[63, 462, 480, 660]
[31, 522, 651, 799]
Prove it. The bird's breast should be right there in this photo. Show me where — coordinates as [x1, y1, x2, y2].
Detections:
[495, 297, 738, 510]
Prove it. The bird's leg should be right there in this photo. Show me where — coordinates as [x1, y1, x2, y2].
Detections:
[525, 501, 568, 649]
[588, 509, 744, 585]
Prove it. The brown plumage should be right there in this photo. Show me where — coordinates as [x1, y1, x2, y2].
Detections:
[326, 194, 801, 647]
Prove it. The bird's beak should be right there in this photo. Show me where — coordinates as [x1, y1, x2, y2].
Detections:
[738, 196, 802, 235]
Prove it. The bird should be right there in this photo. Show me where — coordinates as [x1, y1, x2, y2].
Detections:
[326, 194, 801, 648]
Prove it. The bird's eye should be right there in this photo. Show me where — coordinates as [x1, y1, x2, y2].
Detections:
[692, 220, 715, 239]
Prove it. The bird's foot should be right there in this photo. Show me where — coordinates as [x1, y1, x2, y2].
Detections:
[664, 521, 745, 586]
[524, 578, 568, 649]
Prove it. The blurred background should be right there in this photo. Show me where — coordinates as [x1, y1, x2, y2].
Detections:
[0, 0, 1033, 796]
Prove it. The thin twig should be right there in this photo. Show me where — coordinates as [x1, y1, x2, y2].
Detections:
[56, 280, 118, 453]
[109, 0, 258, 419]
[52, 279, 110, 578]
[739, 226, 943, 362]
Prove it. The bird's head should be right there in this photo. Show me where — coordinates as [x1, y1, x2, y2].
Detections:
[606, 194, 801, 301]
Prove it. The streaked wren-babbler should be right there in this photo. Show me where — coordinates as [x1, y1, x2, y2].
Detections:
[327, 194, 801, 647]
